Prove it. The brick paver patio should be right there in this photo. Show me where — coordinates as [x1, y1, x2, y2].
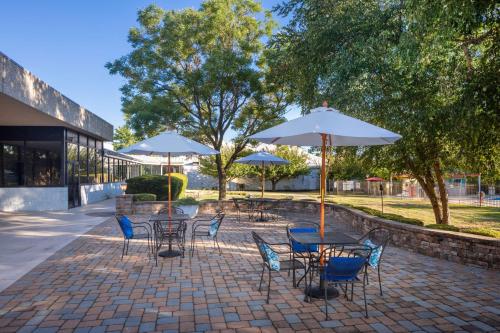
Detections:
[0, 211, 499, 333]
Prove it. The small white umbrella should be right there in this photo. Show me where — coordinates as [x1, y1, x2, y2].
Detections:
[235, 151, 289, 198]
[120, 131, 219, 257]
[250, 104, 401, 260]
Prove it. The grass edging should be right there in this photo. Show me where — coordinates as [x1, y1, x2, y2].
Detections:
[331, 202, 424, 226]
[332, 201, 499, 239]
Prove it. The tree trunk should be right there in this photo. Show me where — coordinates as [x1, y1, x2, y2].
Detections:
[433, 161, 450, 225]
[414, 172, 444, 224]
[215, 154, 227, 200]
[271, 181, 277, 191]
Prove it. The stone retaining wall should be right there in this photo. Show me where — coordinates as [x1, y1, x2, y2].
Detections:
[116, 195, 500, 269]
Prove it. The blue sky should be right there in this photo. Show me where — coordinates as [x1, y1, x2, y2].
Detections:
[0, 0, 298, 133]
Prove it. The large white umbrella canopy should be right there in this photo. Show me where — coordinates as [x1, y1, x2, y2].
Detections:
[119, 130, 218, 257]
[250, 106, 401, 146]
[235, 151, 289, 198]
[249, 105, 401, 261]
[119, 131, 218, 156]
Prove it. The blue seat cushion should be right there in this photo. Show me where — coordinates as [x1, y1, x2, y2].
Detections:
[322, 257, 366, 282]
[118, 215, 134, 239]
[364, 239, 383, 267]
[209, 218, 219, 237]
[260, 243, 280, 271]
[290, 227, 318, 253]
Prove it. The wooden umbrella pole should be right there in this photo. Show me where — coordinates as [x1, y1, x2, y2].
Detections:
[261, 161, 265, 198]
[168, 152, 172, 233]
[320, 134, 327, 265]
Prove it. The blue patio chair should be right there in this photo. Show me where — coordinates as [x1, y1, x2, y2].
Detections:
[252, 231, 306, 303]
[115, 215, 153, 260]
[190, 213, 225, 256]
[286, 222, 319, 287]
[353, 227, 391, 296]
[320, 246, 372, 319]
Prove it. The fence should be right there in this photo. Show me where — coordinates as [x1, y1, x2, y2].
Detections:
[329, 180, 500, 207]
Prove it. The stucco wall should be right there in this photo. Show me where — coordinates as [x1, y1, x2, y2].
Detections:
[80, 182, 123, 205]
[0, 52, 113, 141]
[0, 187, 67, 211]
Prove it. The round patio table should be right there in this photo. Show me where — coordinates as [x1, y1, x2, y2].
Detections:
[149, 213, 190, 258]
[290, 231, 359, 300]
[245, 197, 278, 222]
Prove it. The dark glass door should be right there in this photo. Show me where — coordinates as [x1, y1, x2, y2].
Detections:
[67, 160, 80, 208]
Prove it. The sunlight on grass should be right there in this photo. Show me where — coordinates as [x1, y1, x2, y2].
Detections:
[188, 190, 500, 232]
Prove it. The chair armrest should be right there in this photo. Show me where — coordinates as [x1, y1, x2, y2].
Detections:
[193, 224, 210, 232]
[267, 242, 292, 254]
[132, 225, 150, 235]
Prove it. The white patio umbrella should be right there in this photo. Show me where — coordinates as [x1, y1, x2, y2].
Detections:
[235, 151, 289, 198]
[120, 131, 219, 257]
[250, 103, 401, 259]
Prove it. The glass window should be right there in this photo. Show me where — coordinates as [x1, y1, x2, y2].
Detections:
[103, 157, 109, 183]
[1, 141, 24, 186]
[88, 138, 96, 184]
[24, 141, 62, 186]
[79, 135, 88, 184]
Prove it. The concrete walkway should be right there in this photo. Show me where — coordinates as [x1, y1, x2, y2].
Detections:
[0, 199, 116, 292]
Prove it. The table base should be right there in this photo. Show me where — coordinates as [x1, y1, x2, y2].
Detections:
[305, 286, 339, 300]
[158, 249, 182, 258]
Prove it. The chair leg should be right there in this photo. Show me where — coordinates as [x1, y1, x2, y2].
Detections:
[258, 265, 265, 291]
[266, 268, 271, 304]
[378, 265, 383, 296]
[215, 236, 221, 253]
[292, 267, 296, 288]
[363, 280, 368, 318]
[324, 283, 328, 320]
[125, 239, 130, 255]
[350, 283, 354, 301]
[121, 239, 126, 259]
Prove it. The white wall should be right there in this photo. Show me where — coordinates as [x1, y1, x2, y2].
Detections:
[80, 182, 124, 205]
[0, 187, 67, 211]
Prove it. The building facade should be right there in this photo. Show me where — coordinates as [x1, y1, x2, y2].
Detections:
[0, 52, 145, 211]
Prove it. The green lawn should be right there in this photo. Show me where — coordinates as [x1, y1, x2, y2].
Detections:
[187, 190, 500, 233]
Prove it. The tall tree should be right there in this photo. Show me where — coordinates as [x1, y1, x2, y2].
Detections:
[265, 146, 310, 190]
[107, 1, 289, 199]
[273, 0, 499, 225]
[113, 126, 138, 151]
[199, 145, 256, 185]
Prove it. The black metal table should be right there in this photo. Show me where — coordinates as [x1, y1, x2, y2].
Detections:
[150, 213, 190, 258]
[245, 198, 278, 222]
[290, 231, 358, 300]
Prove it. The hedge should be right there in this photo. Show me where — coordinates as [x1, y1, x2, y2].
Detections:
[170, 173, 188, 198]
[126, 175, 182, 201]
[133, 193, 157, 202]
[426, 224, 460, 232]
[174, 197, 199, 206]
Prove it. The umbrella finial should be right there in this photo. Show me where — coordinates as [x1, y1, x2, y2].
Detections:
[322, 100, 328, 107]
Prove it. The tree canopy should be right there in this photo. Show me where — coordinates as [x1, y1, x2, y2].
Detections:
[265, 146, 310, 190]
[113, 126, 139, 151]
[272, 0, 499, 224]
[107, 0, 289, 199]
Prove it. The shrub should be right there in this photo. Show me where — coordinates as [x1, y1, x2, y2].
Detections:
[462, 228, 500, 238]
[174, 197, 199, 206]
[426, 224, 460, 232]
[133, 193, 157, 202]
[169, 173, 188, 198]
[126, 175, 182, 201]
